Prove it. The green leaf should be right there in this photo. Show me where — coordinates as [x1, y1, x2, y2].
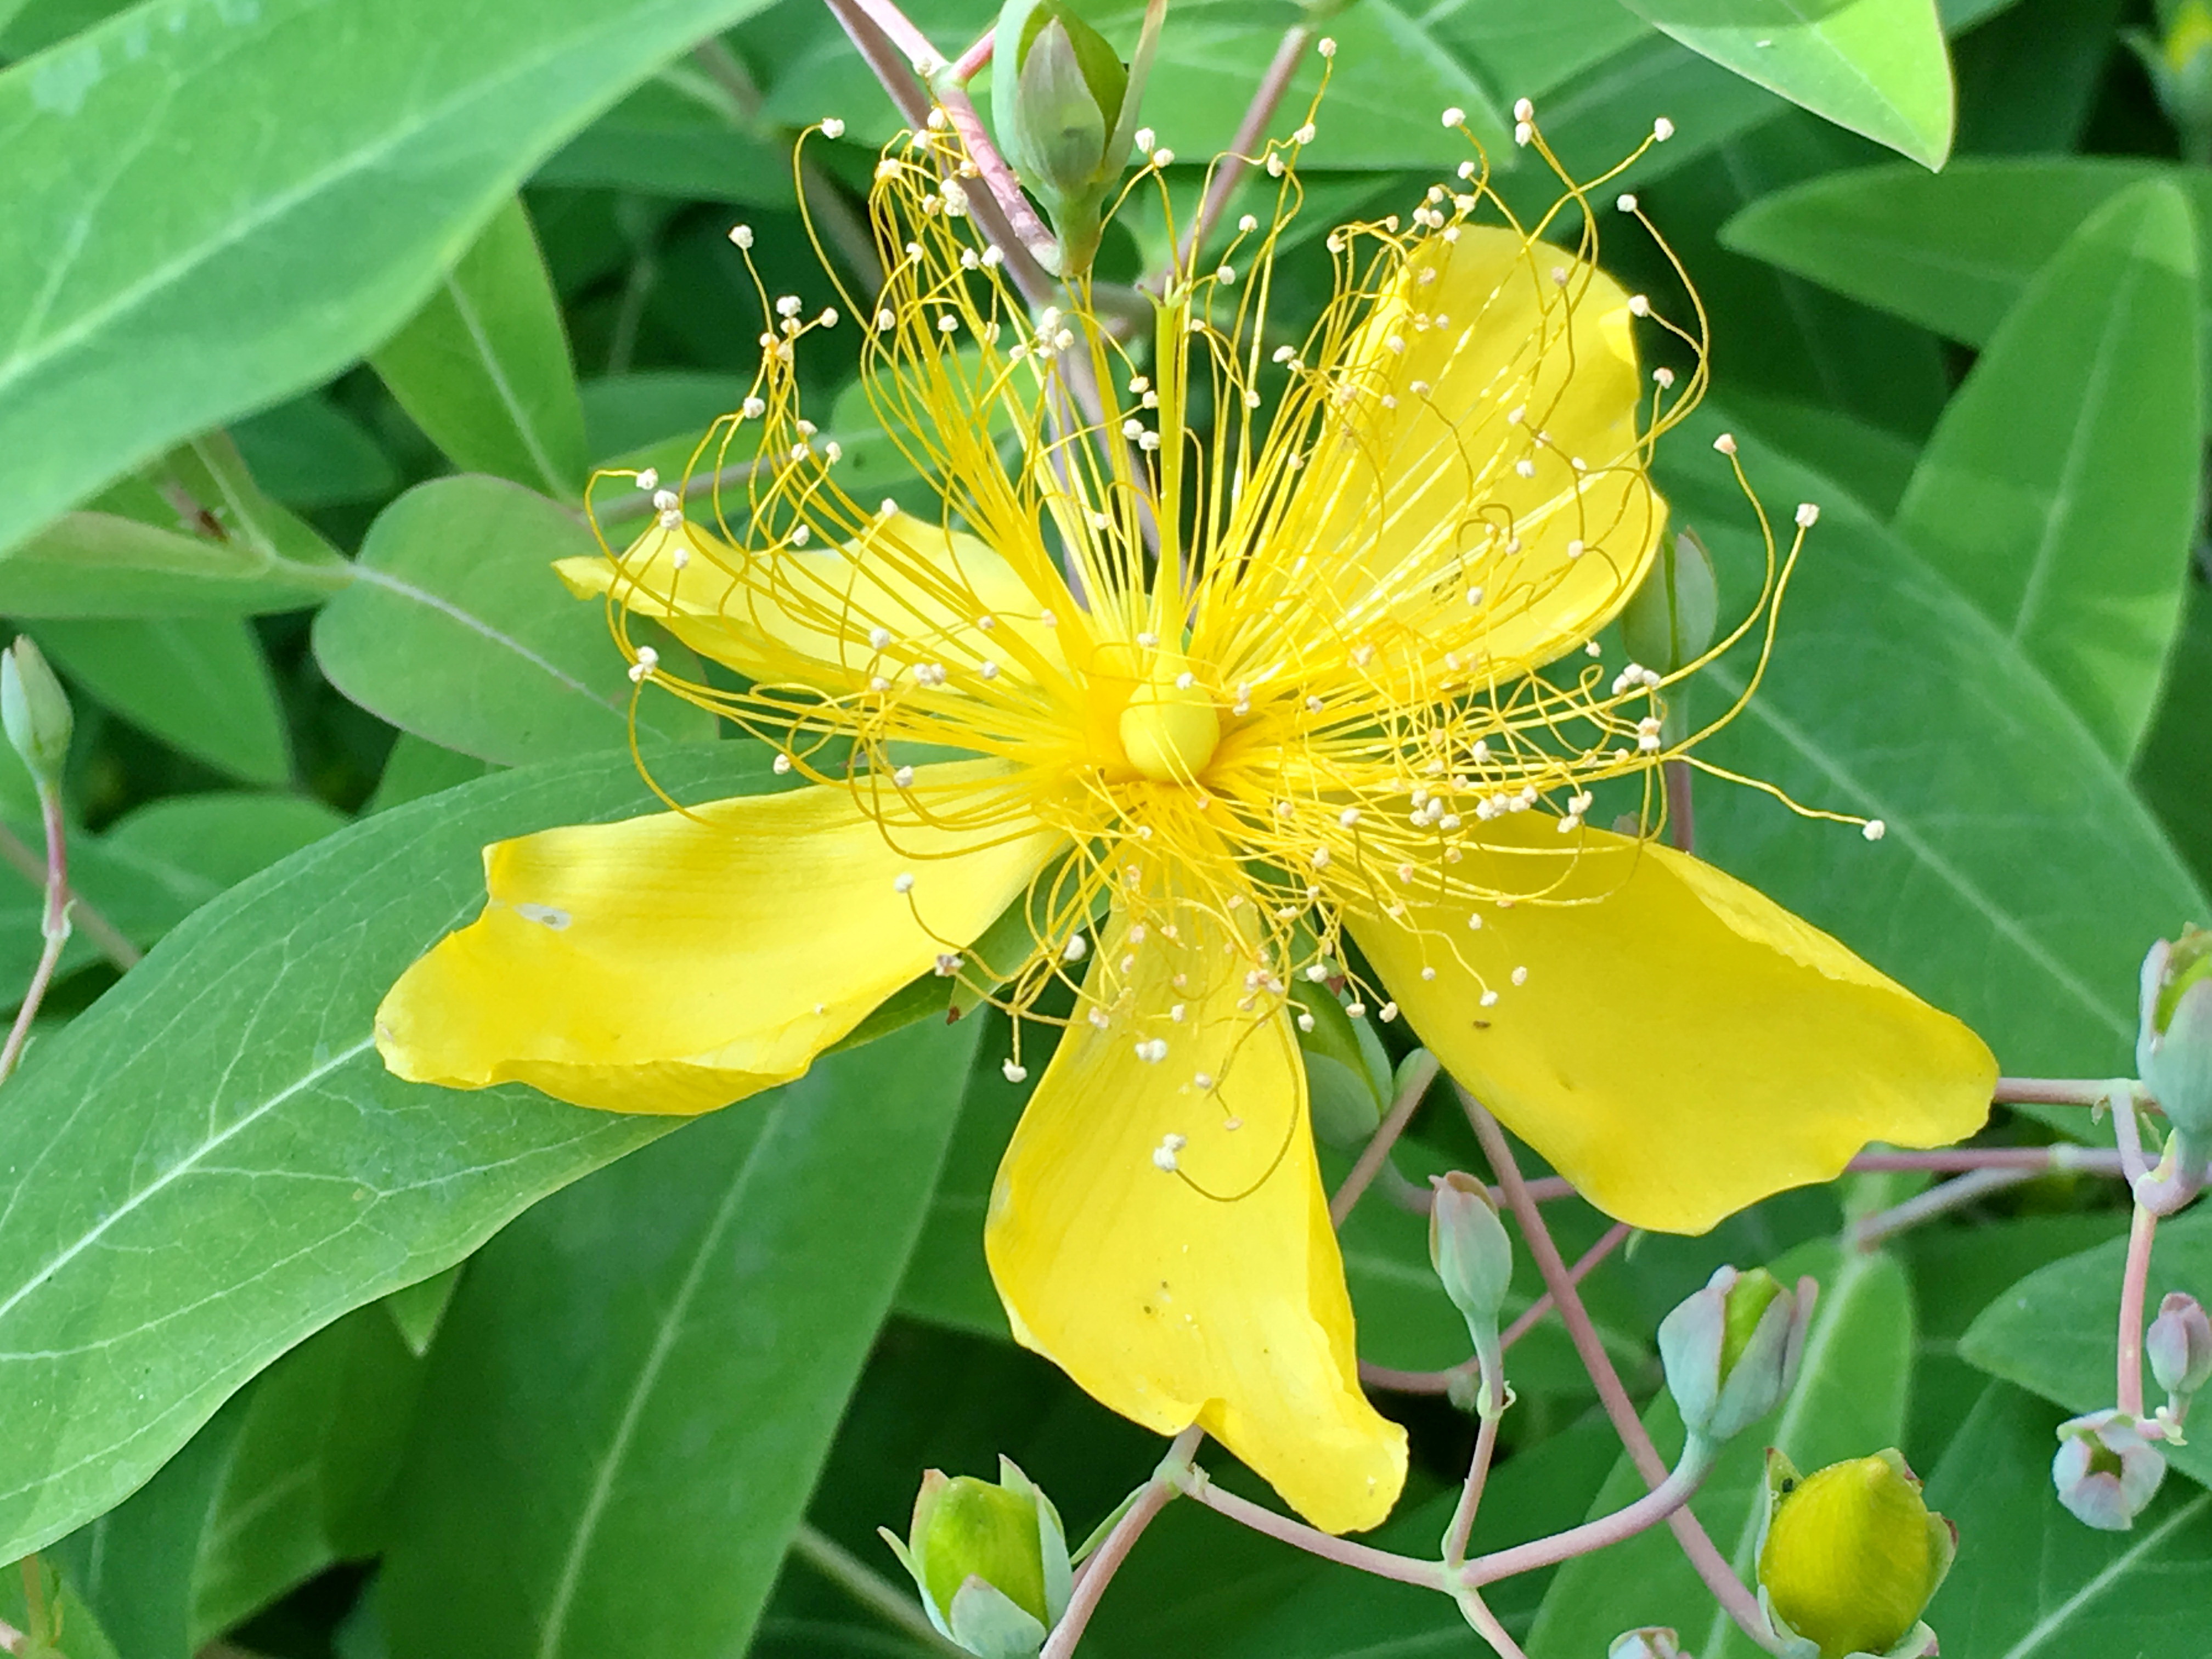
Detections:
[231, 395, 402, 512]
[191, 1306, 425, 1643]
[1922, 1381, 2212, 1655]
[2134, 575, 2212, 890]
[1959, 1208, 2212, 1491]
[536, 76, 787, 202]
[96, 793, 350, 923]
[0, 0, 780, 558]
[371, 199, 590, 498]
[380, 1263, 464, 1357]
[48, 1393, 251, 1659]
[364, 736, 497, 816]
[1621, 0, 1955, 167]
[312, 475, 714, 765]
[1895, 180, 2203, 761]
[580, 371, 751, 463]
[1721, 159, 2212, 367]
[1667, 406, 2209, 1078]
[0, 742, 788, 1563]
[31, 617, 291, 787]
[379, 1019, 977, 1659]
[1527, 1243, 1913, 1659]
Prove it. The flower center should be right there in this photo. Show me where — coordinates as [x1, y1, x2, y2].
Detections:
[1118, 658, 1221, 782]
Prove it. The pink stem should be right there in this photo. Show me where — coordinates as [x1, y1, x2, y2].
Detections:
[1847, 1167, 2041, 1251]
[1462, 1457, 1709, 1587]
[1174, 1471, 1445, 1590]
[2118, 1203, 2159, 1421]
[0, 788, 72, 1085]
[1460, 1090, 1775, 1651]
[1849, 1147, 2125, 1173]
[1158, 23, 1309, 286]
[945, 25, 994, 83]
[1994, 1076, 2131, 1108]
[1330, 1050, 1442, 1227]
[1045, 1426, 1203, 1658]
[837, 0, 944, 71]
[935, 86, 1060, 266]
[1441, 1407, 1501, 1567]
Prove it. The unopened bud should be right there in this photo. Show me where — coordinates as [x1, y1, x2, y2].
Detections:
[1289, 978, 1389, 1147]
[1756, 1449, 1951, 1659]
[2052, 1409, 2167, 1531]
[1, 637, 71, 789]
[1620, 528, 1718, 678]
[2148, 1291, 2212, 1400]
[1658, 1265, 1812, 1447]
[882, 1458, 1070, 1657]
[2126, 1, 2212, 160]
[992, 0, 1151, 275]
[2137, 930, 2212, 1152]
[1429, 1170, 1513, 1415]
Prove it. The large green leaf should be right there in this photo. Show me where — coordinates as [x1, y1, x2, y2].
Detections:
[1527, 1243, 1914, 1658]
[0, 0, 779, 559]
[371, 198, 590, 498]
[1622, 0, 1954, 167]
[1721, 159, 2212, 361]
[32, 616, 292, 787]
[2134, 575, 2212, 888]
[311, 475, 713, 764]
[0, 742, 788, 1563]
[1667, 408, 2208, 1077]
[379, 1018, 977, 1659]
[1923, 1381, 2212, 1656]
[1894, 180, 2202, 761]
[1959, 1209, 2212, 1491]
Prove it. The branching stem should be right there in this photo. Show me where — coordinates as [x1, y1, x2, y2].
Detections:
[1042, 1426, 1203, 1658]
[1, 788, 74, 1086]
[1330, 1049, 1440, 1227]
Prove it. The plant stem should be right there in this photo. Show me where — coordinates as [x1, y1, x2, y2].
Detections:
[1042, 1426, 1203, 1658]
[788, 1524, 967, 1656]
[2118, 1201, 2159, 1421]
[936, 84, 1062, 267]
[1460, 1453, 1712, 1586]
[1171, 1467, 1446, 1590]
[1152, 22, 1309, 291]
[1846, 1166, 2042, 1251]
[1441, 1407, 1501, 1568]
[0, 821, 136, 971]
[839, 0, 945, 72]
[1, 788, 73, 1085]
[1847, 1147, 2126, 1173]
[1994, 1076, 2134, 1108]
[1330, 1049, 1441, 1227]
[1452, 1586, 1533, 1659]
[944, 25, 994, 84]
[1460, 1090, 1777, 1652]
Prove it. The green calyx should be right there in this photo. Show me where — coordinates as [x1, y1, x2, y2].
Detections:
[2155, 928, 2212, 1034]
[0, 637, 72, 790]
[1620, 527, 1718, 677]
[918, 1476, 1052, 1628]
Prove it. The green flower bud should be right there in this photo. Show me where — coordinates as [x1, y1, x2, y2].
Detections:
[2136, 930, 2212, 1155]
[1289, 976, 1389, 1148]
[1756, 1449, 1952, 1659]
[2052, 1408, 2168, 1532]
[1619, 528, 1718, 679]
[1, 637, 71, 791]
[1429, 1171, 1513, 1416]
[990, 0, 1156, 274]
[882, 1458, 1071, 1658]
[2148, 1291, 2212, 1400]
[1658, 1266, 1810, 1447]
[2127, 1, 2212, 161]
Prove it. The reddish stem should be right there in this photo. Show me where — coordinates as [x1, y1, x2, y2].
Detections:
[1663, 757, 1695, 853]
[945, 25, 994, 83]
[1330, 1050, 1441, 1227]
[1044, 1425, 1203, 1658]
[1, 788, 72, 1085]
[1174, 1471, 1444, 1590]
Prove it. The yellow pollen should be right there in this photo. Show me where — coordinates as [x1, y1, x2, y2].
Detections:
[1118, 659, 1221, 782]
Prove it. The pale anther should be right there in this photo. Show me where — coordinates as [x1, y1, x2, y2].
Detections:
[893, 872, 915, 894]
[893, 765, 914, 787]
[1713, 432, 1737, 455]
[1441, 106, 1465, 127]
[1653, 116, 1675, 141]
[772, 753, 792, 775]
[1796, 502, 1821, 528]
[729, 223, 754, 249]
[1002, 1059, 1028, 1083]
[1064, 935, 1088, 961]
[1863, 819, 1888, 842]
[1617, 193, 1639, 213]
[635, 468, 659, 492]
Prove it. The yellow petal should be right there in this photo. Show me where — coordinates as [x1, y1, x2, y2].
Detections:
[377, 759, 1060, 1113]
[1240, 227, 1662, 691]
[1351, 821, 1995, 1234]
[984, 900, 1408, 1533]
[556, 510, 1068, 695]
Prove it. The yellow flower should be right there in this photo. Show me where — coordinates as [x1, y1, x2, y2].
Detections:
[376, 114, 1995, 1535]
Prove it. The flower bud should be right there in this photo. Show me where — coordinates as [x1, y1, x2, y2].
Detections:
[1755, 1449, 1951, 1659]
[990, 0, 1154, 274]
[1429, 1171, 1512, 1415]
[2126, 1, 2212, 162]
[882, 1458, 1071, 1657]
[2138, 930, 2212, 1150]
[1620, 528, 1718, 678]
[2148, 1291, 2212, 1400]
[1, 637, 72, 791]
[2052, 1409, 2167, 1532]
[1609, 1630, 1688, 1659]
[1657, 1266, 1812, 1447]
